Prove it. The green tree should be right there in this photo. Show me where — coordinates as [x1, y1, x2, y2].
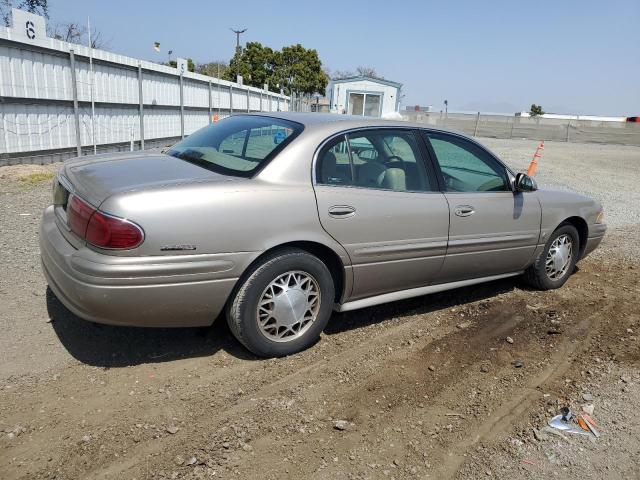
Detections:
[529, 104, 545, 117]
[222, 42, 328, 96]
[277, 44, 328, 96]
[196, 61, 228, 78]
[1, 0, 48, 27]
[223, 42, 276, 88]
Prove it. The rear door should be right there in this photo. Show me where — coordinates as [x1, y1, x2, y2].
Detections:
[420, 131, 541, 283]
[313, 128, 450, 300]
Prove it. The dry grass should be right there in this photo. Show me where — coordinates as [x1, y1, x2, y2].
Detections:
[18, 171, 56, 185]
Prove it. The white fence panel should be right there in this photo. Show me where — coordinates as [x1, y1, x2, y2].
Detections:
[183, 79, 208, 108]
[144, 109, 182, 140]
[0, 27, 290, 164]
[184, 110, 211, 136]
[143, 72, 180, 106]
[77, 62, 139, 105]
[0, 44, 73, 100]
[1, 103, 76, 152]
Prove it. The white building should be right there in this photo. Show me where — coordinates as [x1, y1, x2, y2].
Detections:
[328, 76, 402, 117]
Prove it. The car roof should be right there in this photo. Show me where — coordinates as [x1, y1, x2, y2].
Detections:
[241, 112, 455, 135]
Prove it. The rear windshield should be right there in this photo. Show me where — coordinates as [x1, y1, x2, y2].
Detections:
[167, 115, 303, 177]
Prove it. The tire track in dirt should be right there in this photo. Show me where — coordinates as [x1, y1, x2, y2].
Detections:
[436, 303, 614, 478]
[15, 295, 466, 479]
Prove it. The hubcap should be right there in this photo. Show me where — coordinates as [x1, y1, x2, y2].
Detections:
[257, 271, 321, 342]
[545, 234, 573, 280]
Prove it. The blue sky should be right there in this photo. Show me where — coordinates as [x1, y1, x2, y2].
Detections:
[47, 0, 639, 115]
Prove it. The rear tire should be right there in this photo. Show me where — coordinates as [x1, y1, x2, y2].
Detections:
[523, 223, 579, 290]
[226, 248, 335, 357]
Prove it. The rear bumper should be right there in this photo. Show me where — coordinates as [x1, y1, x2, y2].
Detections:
[40, 205, 245, 327]
[582, 223, 606, 259]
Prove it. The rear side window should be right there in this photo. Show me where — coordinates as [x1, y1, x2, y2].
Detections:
[316, 129, 436, 192]
[167, 116, 302, 177]
[422, 132, 510, 192]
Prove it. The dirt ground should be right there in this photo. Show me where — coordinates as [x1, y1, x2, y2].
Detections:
[0, 139, 639, 479]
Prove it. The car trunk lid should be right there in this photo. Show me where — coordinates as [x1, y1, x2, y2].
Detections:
[61, 151, 238, 207]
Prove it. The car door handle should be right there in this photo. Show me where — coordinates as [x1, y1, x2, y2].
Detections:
[328, 205, 356, 218]
[454, 205, 475, 217]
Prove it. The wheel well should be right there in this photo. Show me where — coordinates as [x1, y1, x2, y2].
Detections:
[560, 216, 588, 259]
[251, 241, 346, 303]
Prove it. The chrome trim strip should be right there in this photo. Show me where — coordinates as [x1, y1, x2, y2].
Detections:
[448, 233, 539, 247]
[57, 174, 74, 194]
[353, 240, 447, 256]
[70, 256, 236, 279]
[334, 271, 522, 312]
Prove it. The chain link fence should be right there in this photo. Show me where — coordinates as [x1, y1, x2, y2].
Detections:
[401, 111, 640, 146]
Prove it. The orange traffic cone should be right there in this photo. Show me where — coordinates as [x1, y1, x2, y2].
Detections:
[527, 140, 544, 176]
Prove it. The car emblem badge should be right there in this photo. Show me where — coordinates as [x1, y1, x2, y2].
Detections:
[160, 244, 197, 251]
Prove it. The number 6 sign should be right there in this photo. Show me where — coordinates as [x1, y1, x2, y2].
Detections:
[11, 8, 46, 44]
[25, 20, 36, 39]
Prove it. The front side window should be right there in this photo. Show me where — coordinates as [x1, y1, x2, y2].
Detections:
[167, 116, 302, 177]
[422, 132, 510, 192]
[317, 129, 435, 192]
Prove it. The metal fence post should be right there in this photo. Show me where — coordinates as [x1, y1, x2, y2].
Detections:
[138, 64, 144, 150]
[246, 88, 250, 113]
[229, 85, 233, 114]
[566, 119, 571, 142]
[179, 74, 185, 139]
[217, 80, 221, 117]
[208, 79, 213, 124]
[68, 49, 82, 157]
[473, 111, 480, 137]
[260, 91, 263, 112]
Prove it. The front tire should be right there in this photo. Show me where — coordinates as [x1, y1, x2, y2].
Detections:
[523, 223, 579, 290]
[226, 249, 335, 357]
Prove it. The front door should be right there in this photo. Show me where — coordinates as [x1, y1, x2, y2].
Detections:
[421, 131, 541, 283]
[313, 128, 450, 300]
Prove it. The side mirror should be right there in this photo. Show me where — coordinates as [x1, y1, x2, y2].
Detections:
[515, 172, 537, 192]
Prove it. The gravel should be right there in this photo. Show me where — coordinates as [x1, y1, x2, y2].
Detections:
[480, 137, 640, 227]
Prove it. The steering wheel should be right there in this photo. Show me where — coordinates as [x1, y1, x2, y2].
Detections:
[441, 171, 460, 191]
[384, 155, 404, 167]
[476, 178, 506, 192]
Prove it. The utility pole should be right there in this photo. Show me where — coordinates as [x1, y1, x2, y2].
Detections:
[230, 28, 247, 55]
[87, 17, 96, 154]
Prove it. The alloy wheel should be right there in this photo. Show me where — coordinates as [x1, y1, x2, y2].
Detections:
[545, 234, 573, 280]
[256, 271, 321, 342]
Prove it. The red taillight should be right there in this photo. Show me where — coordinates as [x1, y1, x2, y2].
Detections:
[67, 195, 95, 239]
[67, 195, 144, 249]
[86, 211, 144, 249]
